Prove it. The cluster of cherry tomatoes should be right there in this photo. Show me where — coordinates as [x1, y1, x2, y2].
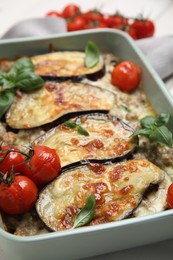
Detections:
[46, 4, 155, 40]
[0, 145, 61, 215]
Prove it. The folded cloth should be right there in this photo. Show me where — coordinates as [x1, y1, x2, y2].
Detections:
[136, 36, 173, 80]
[1, 17, 67, 39]
[1, 17, 173, 80]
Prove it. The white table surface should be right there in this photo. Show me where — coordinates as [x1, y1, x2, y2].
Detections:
[0, 0, 173, 259]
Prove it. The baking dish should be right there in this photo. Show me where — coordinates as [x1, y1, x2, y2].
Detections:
[0, 29, 173, 260]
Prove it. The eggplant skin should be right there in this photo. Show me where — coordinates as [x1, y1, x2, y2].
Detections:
[41, 65, 105, 82]
[36, 159, 165, 231]
[6, 81, 115, 129]
[35, 113, 138, 168]
[32, 51, 105, 81]
[133, 172, 172, 217]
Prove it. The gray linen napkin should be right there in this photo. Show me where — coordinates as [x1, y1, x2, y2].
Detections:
[136, 35, 173, 80]
[1, 17, 173, 80]
[1, 17, 67, 39]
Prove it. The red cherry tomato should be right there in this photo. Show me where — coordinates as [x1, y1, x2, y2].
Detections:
[167, 183, 173, 209]
[131, 19, 155, 39]
[23, 146, 61, 185]
[0, 175, 38, 215]
[126, 27, 137, 40]
[83, 10, 104, 22]
[106, 15, 129, 28]
[46, 11, 63, 18]
[67, 16, 87, 31]
[0, 146, 25, 177]
[111, 61, 141, 92]
[62, 4, 80, 19]
[97, 22, 107, 28]
[73, 13, 86, 21]
[85, 24, 95, 30]
[85, 20, 107, 29]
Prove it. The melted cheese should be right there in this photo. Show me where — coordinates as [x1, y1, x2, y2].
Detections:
[6, 82, 115, 129]
[36, 114, 137, 167]
[32, 51, 104, 77]
[36, 159, 164, 231]
[1, 52, 172, 236]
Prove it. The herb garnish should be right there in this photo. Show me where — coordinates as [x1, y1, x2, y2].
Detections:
[64, 120, 89, 136]
[0, 57, 44, 119]
[120, 104, 131, 112]
[72, 194, 96, 229]
[131, 113, 173, 147]
[85, 41, 100, 68]
[0, 90, 14, 119]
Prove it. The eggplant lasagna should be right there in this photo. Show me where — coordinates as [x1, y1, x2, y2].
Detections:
[0, 46, 173, 236]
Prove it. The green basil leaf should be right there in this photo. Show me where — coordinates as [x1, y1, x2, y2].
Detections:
[0, 72, 17, 90]
[133, 113, 173, 147]
[0, 57, 44, 92]
[73, 194, 96, 229]
[131, 128, 152, 137]
[10, 57, 34, 74]
[140, 116, 156, 129]
[120, 104, 131, 112]
[14, 73, 44, 92]
[85, 41, 100, 68]
[0, 71, 6, 84]
[149, 125, 172, 147]
[0, 90, 14, 119]
[2, 71, 44, 92]
[154, 113, 170, 127]
[63, 121, 89, 136]
[77, 125, 90, 136]
[64, 121, 77, 129]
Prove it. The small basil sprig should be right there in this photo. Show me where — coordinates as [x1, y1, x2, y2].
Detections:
[0, 90, 14, 119]
[0, 57, 44, 92]
[131, 113, 173, 147]
[72, 194, 96, 229]
[0, 57, 44, 119]
[84, 41, 100, 68]
[120, 104, 131, 112]
[64, 120, 89, 136]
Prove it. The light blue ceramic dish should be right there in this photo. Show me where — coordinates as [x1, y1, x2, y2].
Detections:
[0, 29, 173, 260]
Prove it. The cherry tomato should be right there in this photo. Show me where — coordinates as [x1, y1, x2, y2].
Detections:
[46, 11, 63, 18]
[131, 19, 155, 39]
[23, 146, 61, 185]
[85, 24, 95, 29]
[167, 183, 173, 209]
[126, 27, 137, 40]
[0, 175, 38, 215]
[83, 10, 104, 23]
[85, 20, 107, 29]
[62, 4, 80, 19]
[0, 146, 25, 177]
[97, 22, 107, 28]
[67, 16, 87, 31]
[106, 15, 129, 28]
[111, 61, 141, 92]
[73, 13, 86, 21]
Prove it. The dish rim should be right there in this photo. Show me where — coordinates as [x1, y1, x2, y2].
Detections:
[1, 209, 173, 242]
[0, 28, 173, 242]
[0, 28, 172, 107]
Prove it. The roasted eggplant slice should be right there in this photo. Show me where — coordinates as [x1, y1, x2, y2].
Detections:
[35, 113, 138, 168]
[36, 159, 165, 231]
[133, 172, 171, 216]
[6, 81, 115, 129]
[32, 51, 105, 81]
